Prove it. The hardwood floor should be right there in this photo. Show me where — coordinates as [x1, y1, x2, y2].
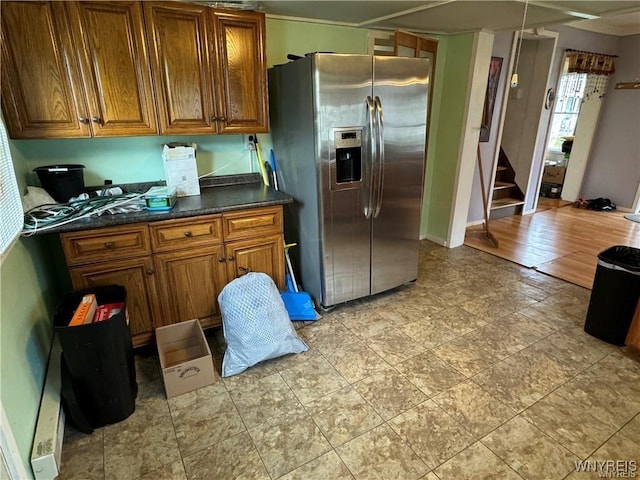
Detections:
[465, 202, 640, 289]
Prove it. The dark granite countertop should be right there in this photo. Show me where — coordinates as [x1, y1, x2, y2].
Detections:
[34, 174, 293, 235]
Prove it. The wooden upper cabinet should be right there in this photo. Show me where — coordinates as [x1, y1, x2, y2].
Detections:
[0, 1, 90, 138]
[144, 2, 218, 135]
[67, 1, 158, 136]
[213, 10, 268, 133]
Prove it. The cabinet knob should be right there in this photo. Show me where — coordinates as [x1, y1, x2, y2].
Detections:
[184, 231, 192, 237]
[218, 257, 226, 263]
[91, 116, 102, 124]
[210, 116, 218, 122]
[78, 117, 90, 124]
[104, 242, 114, 249]
[238, 266, 250, 274]
[146, 269, 154, 275]
[219, 116, 226, 122]
[227, 256, 235, 262]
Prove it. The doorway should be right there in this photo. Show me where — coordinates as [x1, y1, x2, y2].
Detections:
[494, 29, 558, 216]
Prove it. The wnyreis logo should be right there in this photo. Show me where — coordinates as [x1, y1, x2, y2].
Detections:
[574, 460, 637, 478]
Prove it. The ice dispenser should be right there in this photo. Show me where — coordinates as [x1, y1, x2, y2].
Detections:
[334, 129, 362, 184]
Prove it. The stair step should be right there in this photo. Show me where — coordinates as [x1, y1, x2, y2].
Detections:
[491, 197, 525, 210]
[493, 181, 516, 190]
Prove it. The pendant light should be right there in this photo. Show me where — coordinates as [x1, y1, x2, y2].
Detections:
[511, 0, 530, 88]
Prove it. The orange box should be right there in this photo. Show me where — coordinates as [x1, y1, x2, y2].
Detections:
[68, 294, 97, 326]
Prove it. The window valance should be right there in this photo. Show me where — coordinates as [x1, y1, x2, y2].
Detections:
[566, 49, 616, 75]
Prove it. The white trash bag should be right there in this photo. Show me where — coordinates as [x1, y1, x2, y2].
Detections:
[218, 272, 308, 377]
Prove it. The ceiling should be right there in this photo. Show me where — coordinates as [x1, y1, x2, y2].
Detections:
[221, 1, 640, 36]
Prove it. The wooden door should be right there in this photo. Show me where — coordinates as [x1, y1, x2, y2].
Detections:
[0, 1, 89, 138]
[154, 246, 227, 328]
[69, 257, 160, 347]
[144, 2, 218, 134]
[225, 234, 284, 289]
[67, 1, 158, 136]
[213, 10, 268, 133]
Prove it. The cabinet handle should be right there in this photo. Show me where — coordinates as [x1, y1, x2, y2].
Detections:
[210, 116, 218, 122]
[146, 269, 154, 275]
[227, 256, 235, 261]
[218, 257, 226, 263]
[219, 116, 226, 122]
[91, 116, 102, 124]
[238, 266, 250, 274]
[78, 117, 89, 124]
[104, 242, 114, 249]
[184, 231, 192, 237]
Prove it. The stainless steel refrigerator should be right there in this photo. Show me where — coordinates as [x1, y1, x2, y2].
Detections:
[268, 53, 430, 307]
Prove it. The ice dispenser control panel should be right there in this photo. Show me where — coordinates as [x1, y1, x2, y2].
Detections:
[333, 129, 362, 185]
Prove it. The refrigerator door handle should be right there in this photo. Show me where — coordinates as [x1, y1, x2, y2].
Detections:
[364, 96, 376, 219]
[373, 96, 385, 218]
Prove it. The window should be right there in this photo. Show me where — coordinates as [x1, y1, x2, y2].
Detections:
[546, 69, 587, 152]
[0, 115, 23, 260]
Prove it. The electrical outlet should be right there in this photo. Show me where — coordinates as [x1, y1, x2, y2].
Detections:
[243, 134, 255, 150]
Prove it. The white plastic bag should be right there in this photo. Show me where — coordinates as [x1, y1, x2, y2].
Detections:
[218, 272, 308, 377]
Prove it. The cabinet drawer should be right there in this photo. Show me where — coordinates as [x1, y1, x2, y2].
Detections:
[61, 224, 150, 266]
[150, 215, 223, 252]
[223, 206, 283, 242]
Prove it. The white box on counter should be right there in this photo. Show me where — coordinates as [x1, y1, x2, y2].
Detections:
[155, 319, 216, 399]
[162, 143, 200, 197]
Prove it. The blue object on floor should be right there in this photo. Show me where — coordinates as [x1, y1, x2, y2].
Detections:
[280, 274, 318, 321]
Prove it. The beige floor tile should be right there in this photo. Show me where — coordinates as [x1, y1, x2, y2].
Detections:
[279, 450, 355, 480]
[472, 349, 574, 412]
[431, 281, 479, 305]
[620, 414, 640, 441]
[434, 442, 523, 479]
[183, 431, 269, 480]
[434, 306, 488, 335]
[136, 460, 187, 480]
[403, 292, 451, 318]
[269, 347, 322, 372]
[103, 414, 181, 480]
[353, 366, 427, 420]
[337, 309, 394, 339]
[321, 336, 390, 383]
[134, 352, 162, 384]
[399, 318, 458, 349]
[248, 409, 332, 479]
[229, 372, 302, 428]
[432, 381, 516, 438]
[300, 319, 360, 354]
[388, 400, 475, 470]
[364, 329, 426, 365]
[589, 427, 640, 462]
[517, 303, 577, 331]
[395, 351, 466, 397]
[221, 359, 279, 391]
[111, 379, 170, 429]
[481, 416, 579, 480]
[60, 428, 104, 480]
[336, 424, 429, 480]
[486, 312, 556, 349]
[307, 386, 383, 447]
[280, 355, 350, 404]
[167, 381, 227, 412]
[432, 336, 500, 377]
[171, 391, 245, 457]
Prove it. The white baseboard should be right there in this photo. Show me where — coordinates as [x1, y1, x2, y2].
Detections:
[420, 233, 449, 247]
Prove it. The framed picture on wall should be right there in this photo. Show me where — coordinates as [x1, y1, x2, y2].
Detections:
[479, 56, 503, 142]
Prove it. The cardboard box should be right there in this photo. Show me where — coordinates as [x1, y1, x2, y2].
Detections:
[542, 166, 566, 185]
[156, 319, 215, 398]
[162, 143, 201, 197]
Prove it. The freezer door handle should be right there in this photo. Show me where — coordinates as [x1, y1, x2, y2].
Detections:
[364, 96, 376, 219]
[373, 96, 385, 218]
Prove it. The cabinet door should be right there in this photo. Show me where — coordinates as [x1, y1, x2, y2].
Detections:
[226, 234, 284, 289]
[69, 257, 160, 348]
[213, 10, 268, 133]
[67, 1, 158, 136]
[144, 2, 218, 135]
[0, 1, 89, 138]
[154, 246, 227, 328]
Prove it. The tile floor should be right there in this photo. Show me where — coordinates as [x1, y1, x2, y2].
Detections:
[59, 241, 640, 480]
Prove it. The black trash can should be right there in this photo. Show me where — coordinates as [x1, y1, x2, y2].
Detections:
[584, 246, 640, 346]
[54, 285, 137, 432]
[33, 164, 85, 203]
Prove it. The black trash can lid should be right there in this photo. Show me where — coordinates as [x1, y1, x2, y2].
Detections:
[598, 246, 640, 272]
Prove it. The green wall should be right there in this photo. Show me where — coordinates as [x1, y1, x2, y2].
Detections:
[1, 141, 60, 478]
[422, 33, 475, 243]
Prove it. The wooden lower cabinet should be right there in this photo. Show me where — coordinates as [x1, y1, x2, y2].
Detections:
[154, 245, 227, 328]
[61, 206, 285, 347]
[226, 234, 284, 289]
[68, 256, 159, 347]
